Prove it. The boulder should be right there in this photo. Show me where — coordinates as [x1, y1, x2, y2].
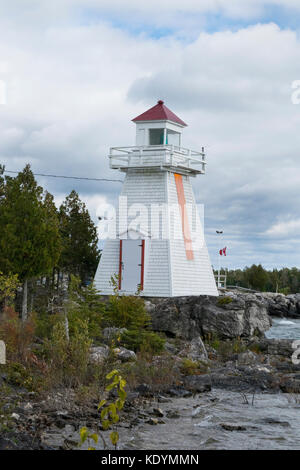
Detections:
[183, 374, 212, 393]
[89, 345, 109, 364]
[147, 294, 271, 341]
[259, 338, 295, 357]
[179, 336, 208, 361]
[113, 347, 137, 362]
[254, 292, 300, 319]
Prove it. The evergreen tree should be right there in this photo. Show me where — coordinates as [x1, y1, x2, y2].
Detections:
[0, 165, 61, 320]
[58, 190, 100, 285]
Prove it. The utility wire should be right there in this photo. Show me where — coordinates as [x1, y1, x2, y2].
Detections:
[3, 170, 123, 183]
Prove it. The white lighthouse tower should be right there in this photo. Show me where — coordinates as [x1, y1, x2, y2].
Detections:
[94, 100, 218, 297]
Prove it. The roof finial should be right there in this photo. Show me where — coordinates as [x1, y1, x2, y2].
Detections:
[157, 100, 164, 105]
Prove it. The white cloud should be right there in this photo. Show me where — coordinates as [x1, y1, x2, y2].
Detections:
[0, 3, 300, 268]
[266, 219, 300, 237]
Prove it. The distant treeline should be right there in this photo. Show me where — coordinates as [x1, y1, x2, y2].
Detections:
[216, 264, 300, 294]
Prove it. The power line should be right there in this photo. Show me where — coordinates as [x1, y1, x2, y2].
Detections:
[3, 170, 123, 183]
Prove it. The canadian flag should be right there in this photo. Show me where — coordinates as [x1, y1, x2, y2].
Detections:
[219, 246, 227, 256]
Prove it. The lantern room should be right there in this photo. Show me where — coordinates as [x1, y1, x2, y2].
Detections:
[109, 100, 206, 176]
[133, 100, 186, 147]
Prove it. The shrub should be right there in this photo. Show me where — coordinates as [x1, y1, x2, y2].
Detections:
[121, 329, 165, 354]
[122, 353, 178, 390]
[103, 278, 165, 353]
[105, 292, 150, 331]
[43, 318, 92, 388]
[4, 362, 35, 390]
[67, 276, 104, 342]
[0, 307, 35, 362]
[217, 296, 233, 306]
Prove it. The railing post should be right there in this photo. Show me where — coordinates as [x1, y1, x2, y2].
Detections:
[170, 144, 174, 166]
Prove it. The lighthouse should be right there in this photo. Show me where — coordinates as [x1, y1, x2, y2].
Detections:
[94, 100, 218, 297]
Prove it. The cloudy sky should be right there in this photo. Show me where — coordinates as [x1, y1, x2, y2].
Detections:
[1, 0, 300, 270]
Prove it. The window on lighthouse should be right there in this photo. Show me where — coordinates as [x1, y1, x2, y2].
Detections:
[167, 130, 180, 146]
[149, 128, 164, 145]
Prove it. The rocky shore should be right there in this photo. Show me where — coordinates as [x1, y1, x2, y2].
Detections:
[1, 291, 300, 450]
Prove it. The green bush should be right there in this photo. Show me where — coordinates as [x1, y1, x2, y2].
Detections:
[121, 329, 165, 353]
[179, 358, 208, 376]
[67, 276, 104, 342]
[4, 362, 35, 390]
[217, 296, 233, 306]
[103, 277, 164, 353]
[43, 318, 92, 388]
[105, 292, 150, 330]
[121, 353, 178, 390]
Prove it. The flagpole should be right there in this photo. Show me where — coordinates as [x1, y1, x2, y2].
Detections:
[218, 249, 220, 288]
[216, 230, 223, 289]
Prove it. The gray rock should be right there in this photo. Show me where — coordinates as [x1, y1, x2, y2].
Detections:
[220, 423, 247, 431]
[147, 418, 158, 425]
[179, 336, 208, 361]
[237, 351, 259, 365]
[113, 347, 137, 362]
[164, 341, 177, 354]
[259, 338, 295, 357]
[148, 294, 271, 340]
[23, 402, 33, 412]
[152, 407, 164, 417]
[166, 409, 180, 419]
[89, 345, 109, 364]
[167, 387, 192, 397]
[183, 374, 212, 393]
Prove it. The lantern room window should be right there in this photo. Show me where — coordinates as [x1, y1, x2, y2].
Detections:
[149, 128, 164, 145]
[167, 130, 180, 146]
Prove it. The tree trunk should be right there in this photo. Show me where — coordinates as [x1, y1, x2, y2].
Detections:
[22, 279, 28, 322]
[64, 307, 69, 342]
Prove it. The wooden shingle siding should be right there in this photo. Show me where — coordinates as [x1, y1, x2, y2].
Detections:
[94, 169, 217, 297]
[167, 173, 218, 297]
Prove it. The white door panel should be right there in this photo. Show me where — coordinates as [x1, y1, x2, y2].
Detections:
[121, 239, 141, 292]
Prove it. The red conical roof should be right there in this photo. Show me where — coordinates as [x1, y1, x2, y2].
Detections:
[132, 100, 187, 127]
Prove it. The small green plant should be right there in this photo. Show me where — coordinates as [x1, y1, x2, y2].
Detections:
[121, 352, 178, 390]
[0, 383, 15, 432]
[180, 358, 200, 376]
[43, 318, 92, 388]
[217, 296, 233, 306]
[79, 369, 127, 450]
[121, 329, 165, 353]
[205, 332, 221, 351]
[104, 275, 165, 353]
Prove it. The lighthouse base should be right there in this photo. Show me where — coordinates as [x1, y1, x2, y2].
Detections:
[94, 237, 218, 297]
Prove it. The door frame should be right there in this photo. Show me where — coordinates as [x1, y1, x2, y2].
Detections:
[118, 239, 145, 291]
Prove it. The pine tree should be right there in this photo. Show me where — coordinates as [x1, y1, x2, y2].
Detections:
[0, 165, 61, 320]
[58, 190, 100, 285]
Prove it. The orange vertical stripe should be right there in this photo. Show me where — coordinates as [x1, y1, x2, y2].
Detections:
[174, 174, 194, 260]
[118, 240, 123, 290]
[140, 240, 145, 290]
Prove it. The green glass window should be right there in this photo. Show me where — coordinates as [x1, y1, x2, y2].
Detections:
[149, 129, 164, 145]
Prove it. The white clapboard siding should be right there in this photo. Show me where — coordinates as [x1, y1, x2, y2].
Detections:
[94, 169, 172, 296]
[167, 172, 218, 297]
[94, 168, 218, 297]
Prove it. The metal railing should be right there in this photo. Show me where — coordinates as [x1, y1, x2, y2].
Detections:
[109, 145, 206, 174]
[215, 274, 227, 289]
